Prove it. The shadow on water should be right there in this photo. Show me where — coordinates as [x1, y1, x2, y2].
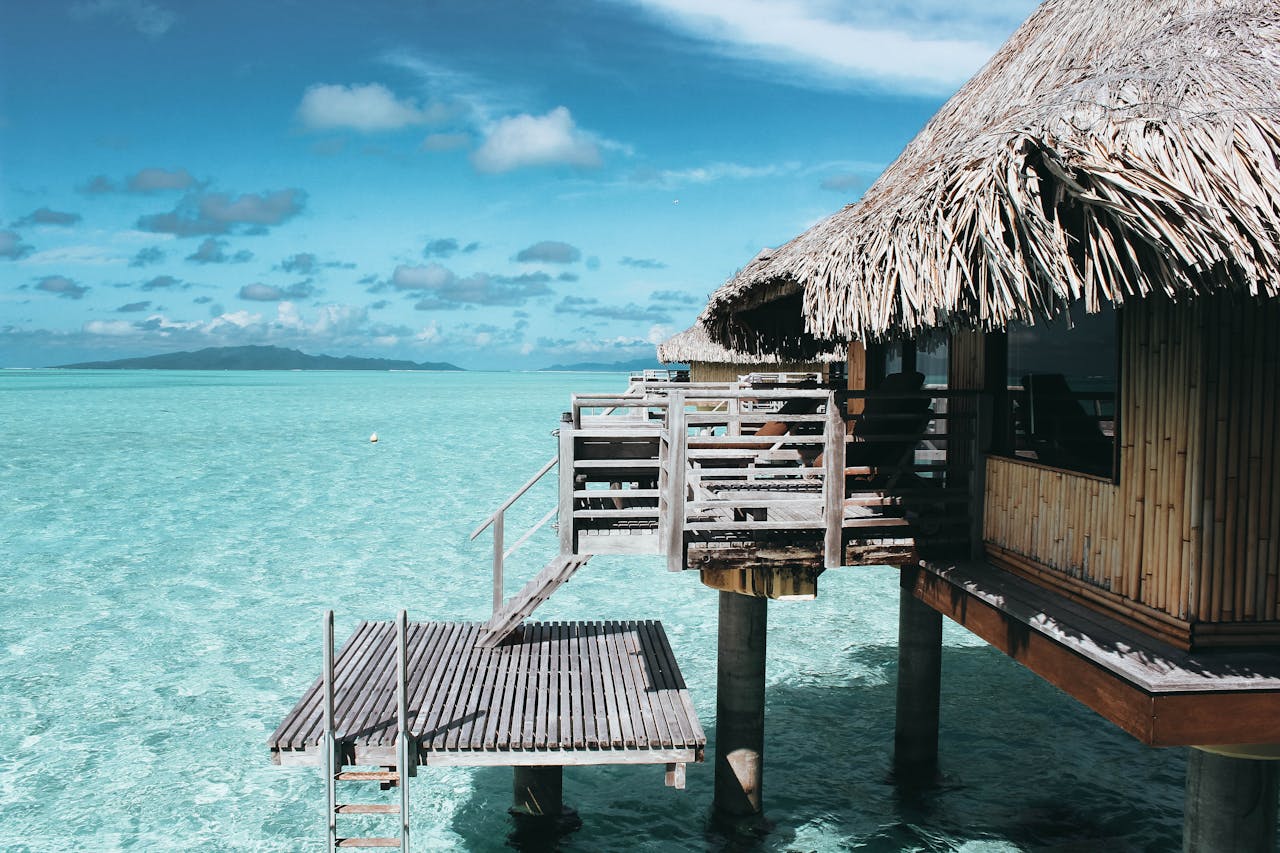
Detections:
[442, 642, 1186, 852]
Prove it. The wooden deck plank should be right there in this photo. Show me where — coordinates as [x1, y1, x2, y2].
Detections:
[541, 622, 557, 749]
[650, 621, 704, 746]
[556, 622, 571, 749]
[506, 624, 532, 750]
[407, 620, 465, 741]
[609, 617, 650, 742]
[622, 621, 663, 748]
[577, 622, 599, 748]
[590, 622, 625, 747]
[450, 638, 493, 751]
[369, 621, 434, 747]
[269, 619, 706, 765]
[401, 621, 449, 743]
[440, 624, 488, 751]
[601, 617, 637, 742]
[636, 620, 676, 749]
[641, 620, 689, 747]
[490, 640, 518, 749]
[519, 622, 541, 749]
[423, 623, 479, 749]
[334, 623, 396, 743]
[294, 620, 383, 749]
[481, 636, 513, 750]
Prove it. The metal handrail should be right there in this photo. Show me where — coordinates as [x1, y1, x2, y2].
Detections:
[469, 455, 558, 539]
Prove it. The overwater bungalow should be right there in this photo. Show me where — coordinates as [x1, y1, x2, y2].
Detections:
[269, 0, 1280, 849]
[655, 319, 844, 385]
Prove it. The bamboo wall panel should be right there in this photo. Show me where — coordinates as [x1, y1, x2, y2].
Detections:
[985, 296, 1279, 626]
[1195, 297, 1280, 624]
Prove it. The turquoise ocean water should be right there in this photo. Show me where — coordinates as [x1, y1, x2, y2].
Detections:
[2, 370, 1188, 851]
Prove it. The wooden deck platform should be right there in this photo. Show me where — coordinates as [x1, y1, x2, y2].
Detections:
[914, 560, 1280, 745]
[269, 620, 705, 769]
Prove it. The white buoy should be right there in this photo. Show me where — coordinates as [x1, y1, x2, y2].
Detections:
[370, 432, 378, 443]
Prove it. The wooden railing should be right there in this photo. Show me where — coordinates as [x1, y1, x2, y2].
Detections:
[665, 386, 839, 569]
[487, 379, 988, 582]
[469, 456, 558, 616]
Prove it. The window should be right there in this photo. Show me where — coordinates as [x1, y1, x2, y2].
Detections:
[998, 304, 1119, 479]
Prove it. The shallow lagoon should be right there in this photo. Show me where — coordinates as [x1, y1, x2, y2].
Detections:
[1, 370, 1187, 851]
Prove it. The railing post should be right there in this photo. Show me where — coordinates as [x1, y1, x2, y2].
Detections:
[666, 391, 687, 573]
[558, 413, 575, 555]
[824, 391, 847, 569]
[322, 609, 336, 853]
[492, 510, 504, 615]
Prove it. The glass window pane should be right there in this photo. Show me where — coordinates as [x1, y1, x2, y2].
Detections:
[1005, 304, 1117, 478]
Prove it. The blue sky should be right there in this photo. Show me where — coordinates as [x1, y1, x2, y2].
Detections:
[0, 0, 1038, 369]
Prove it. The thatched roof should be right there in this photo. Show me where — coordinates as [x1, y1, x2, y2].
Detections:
[656, 323, 841, 364]
[703, 0, 1280, 356]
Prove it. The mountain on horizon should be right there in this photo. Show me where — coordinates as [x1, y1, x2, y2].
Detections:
[55, 345, 463, 372]
[538, 357, 673, 372]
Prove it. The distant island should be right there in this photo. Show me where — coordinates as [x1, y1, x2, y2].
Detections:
[539, 358, 674, 372]
[56, 345, 463, 372]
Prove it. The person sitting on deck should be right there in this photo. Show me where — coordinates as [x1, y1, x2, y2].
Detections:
[1016, 373, 1113, 477]
[848, 370, 931, 485]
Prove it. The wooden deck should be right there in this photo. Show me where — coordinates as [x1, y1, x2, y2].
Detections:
[914, 560, 1280, 745]
[269, 620, 705, 768]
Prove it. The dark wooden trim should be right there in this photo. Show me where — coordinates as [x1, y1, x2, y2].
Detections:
[901, 340, 918, 374]
[867, 343, 888, 389]
[909, 564, 1280, 746]
[983, 331, 1009, 454]
[987, 544, 1192, 648]
[984, 452, 1116, 484]
[987, 543, 1280, 651]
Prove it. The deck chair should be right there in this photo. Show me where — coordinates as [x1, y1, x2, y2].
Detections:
[1017, 373, 1112, 476]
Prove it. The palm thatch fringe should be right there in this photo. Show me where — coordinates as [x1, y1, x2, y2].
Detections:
[702, 0, 1280, 356]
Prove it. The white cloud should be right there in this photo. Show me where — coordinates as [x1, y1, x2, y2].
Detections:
[415, 322, 442, 344]
[83, 319, 136, 336]
[646, 324, 674, 345]
[614, 0, 1009, 92]
[20, 244, 130, 266]
[393, 263, 455, 291]
[297, 83, 443, 132]
[472, 107, 603, 174]
[638, 160, 801, 188]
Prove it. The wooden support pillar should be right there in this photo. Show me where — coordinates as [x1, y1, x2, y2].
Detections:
[847, 342, 868, 416]
[1184, 748, 1279, 852]
[512, 765, 563, 817]
[713, 591, 768, 822]
[894, 568, 943, 784]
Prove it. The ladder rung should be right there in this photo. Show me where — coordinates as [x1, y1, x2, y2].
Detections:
[336, 839, 400, 848]
[335, 771, 399, 782]
[335, 803, 400, 814]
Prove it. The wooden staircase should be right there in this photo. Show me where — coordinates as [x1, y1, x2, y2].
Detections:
[478, 554, 591, 647]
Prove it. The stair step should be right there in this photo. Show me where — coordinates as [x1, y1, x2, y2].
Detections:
[479, 555, 590, 646]
[336, 838, 400, 848]
[335, 771, 399, 782]
[335, 803, 400, 814]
